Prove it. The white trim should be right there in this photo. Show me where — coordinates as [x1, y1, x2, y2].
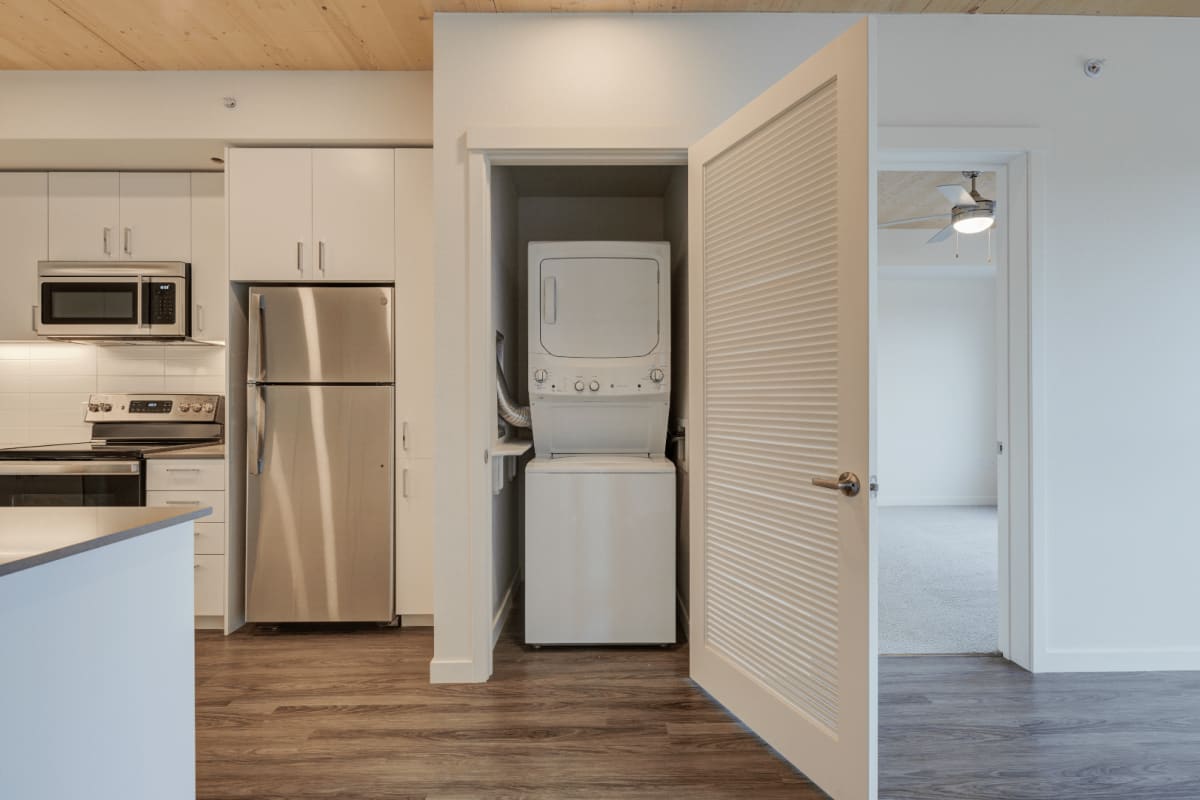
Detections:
[492, 569, 521, 648]
[876, 497, 999, 508]
[1039, 648, 1200, 673]
[194, 615, 223, 630]
[401, 614, 434, 628]
[879, 125, 1048, 673]
[429, 658, 481, 684]
[676, 590, 690, 642]
[467, 126, 690, 154]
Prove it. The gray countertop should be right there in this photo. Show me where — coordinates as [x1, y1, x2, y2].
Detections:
[0, 506, 212, 577]
[145, 443, 226, 459]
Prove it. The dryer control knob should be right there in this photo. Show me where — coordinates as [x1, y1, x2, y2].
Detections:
[534, 369, 548, 383]
[574, 380, 585, 392]
[650, 368, 665, 383]
[588, 380, 600, 392]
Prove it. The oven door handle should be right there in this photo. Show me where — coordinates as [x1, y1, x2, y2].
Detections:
[0, 461, 141, 476]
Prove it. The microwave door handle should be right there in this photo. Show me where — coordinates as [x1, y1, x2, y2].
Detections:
[136, 277, 145, 329]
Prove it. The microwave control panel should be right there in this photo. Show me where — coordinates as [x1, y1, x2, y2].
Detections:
[149, 282, 177, 324]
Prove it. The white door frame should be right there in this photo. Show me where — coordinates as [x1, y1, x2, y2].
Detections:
[456, 125, 1045, 681]
[879, 126, 1048, 669]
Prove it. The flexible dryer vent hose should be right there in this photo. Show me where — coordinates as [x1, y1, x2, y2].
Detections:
[497, 357, 531, 429]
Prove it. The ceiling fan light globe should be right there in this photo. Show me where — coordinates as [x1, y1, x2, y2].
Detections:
[951, 202, 996, 234]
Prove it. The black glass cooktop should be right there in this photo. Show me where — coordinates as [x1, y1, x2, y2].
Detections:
[0, 441, 212, 460]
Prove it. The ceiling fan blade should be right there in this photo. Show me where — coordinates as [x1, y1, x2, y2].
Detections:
[926, 224, 955, 244]
[936, 184, 974, 206]
[878, 213, 949, 229]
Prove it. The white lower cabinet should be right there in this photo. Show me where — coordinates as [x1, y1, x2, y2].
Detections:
[396, 457, 433, 616]
[194, 555, 225, 617]
[146, 457, 227, 625]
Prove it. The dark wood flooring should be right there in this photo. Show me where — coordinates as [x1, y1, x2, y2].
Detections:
[197, 625, 1200, 799]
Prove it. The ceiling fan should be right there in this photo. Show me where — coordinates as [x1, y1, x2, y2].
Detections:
[880, 170, 996, 245]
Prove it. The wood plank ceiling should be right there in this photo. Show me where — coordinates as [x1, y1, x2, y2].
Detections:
[0, 0, 1193, 71]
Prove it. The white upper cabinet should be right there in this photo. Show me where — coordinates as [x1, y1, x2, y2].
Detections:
[118, 173, 191, 261]
[0, 173, 48, 341]
[48, 172, 119, 260]
[394, 148, 434, 459]
[228, 147, 396, 282]
[312, 149, 395, 281]
[228, 148, 313, 281]
[190, 173, 228, 343]
[49, 172, 190, 262]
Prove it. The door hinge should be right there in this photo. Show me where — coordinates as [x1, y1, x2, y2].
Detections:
[869, 475, 879, 495]
[998, 441, 1005, 455]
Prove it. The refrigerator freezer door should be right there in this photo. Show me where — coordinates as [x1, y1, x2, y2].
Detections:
[248, 285, 394, 383]
[246, 384, 394, 622]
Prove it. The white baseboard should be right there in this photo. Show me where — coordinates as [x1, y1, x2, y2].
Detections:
[400, 613, 434, 628]
[677, 591, 690, 641]
[194, 615, 222, 631]
[877, 495, 998, 507]
[492, 569, 520, 648]
[1037, 647, 1200, 673]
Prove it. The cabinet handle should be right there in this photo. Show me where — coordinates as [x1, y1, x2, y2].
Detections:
[31, 305, 39, 333]
[197, 304, 205, 333]
[402, 421, 409, 451]
[103, 227, 112, 255]
[165, 467, 202, 472]
[402, 467, 409, 499]
[296, 241, 303, 273]
[123, 226, 132, 255]
[165, 500, 201, 505]
[319, 240, 326, 273]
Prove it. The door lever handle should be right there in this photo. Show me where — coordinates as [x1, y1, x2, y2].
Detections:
[812, 472, 861, 497]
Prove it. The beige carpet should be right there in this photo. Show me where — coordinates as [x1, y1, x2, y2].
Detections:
[879, 505, 998, 654]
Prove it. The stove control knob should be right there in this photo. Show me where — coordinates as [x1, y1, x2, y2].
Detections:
[533, 369, 548, 384]
[650, 368, 665, 383]
[88, 403, 100, 413]
[574, 380, 585, 392]
[194, 406, 204, 413]
[100, 403, 113, 412]
[202, 402, 215, 413]
[589, 380, 600, 392]
[179, 402, 191, 412]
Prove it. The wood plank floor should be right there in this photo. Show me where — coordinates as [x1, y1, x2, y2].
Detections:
[196, 622, 824, 799]
[197, 626, 1200, 799]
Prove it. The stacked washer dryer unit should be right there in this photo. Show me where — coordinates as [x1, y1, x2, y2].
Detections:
[524, 240, 676, 645]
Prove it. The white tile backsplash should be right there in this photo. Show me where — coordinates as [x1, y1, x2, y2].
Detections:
[0, 342, 225, 445]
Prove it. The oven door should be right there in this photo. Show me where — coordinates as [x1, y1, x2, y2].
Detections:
[37, 276, 146, 337]
[0, 461, 144, 507]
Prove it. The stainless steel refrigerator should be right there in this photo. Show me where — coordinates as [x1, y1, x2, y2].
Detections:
[245, 285, 395, 623]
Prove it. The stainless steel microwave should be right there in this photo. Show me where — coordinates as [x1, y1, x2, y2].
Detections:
[35, 262, 190, 339]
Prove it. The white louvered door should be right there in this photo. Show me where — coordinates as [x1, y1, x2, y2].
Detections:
[687, 19, 876, 800]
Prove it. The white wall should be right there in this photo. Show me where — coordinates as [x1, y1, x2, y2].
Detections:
[877, 256, 997, 506]
[0, 71, 432, 168]
[435, 12, 1200, 674]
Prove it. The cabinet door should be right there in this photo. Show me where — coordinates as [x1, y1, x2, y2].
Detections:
[190, 173, 228, 342]
[48, 172, 119, 260]
[394, 149, 434, 458]
[312, 149, 394, 281]
[395, 457, 433, 615]
[228, 148, 312, 281]
[0, 173, 47, 341]
[118, 173, 191, 261]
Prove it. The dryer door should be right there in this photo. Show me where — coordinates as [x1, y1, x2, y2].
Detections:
[538, 256, 660, 358]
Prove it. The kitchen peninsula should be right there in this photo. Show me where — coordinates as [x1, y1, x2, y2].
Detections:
[0, 506, 210, 800]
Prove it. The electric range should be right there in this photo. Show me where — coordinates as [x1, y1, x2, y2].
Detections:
[0, 393, 223, 507]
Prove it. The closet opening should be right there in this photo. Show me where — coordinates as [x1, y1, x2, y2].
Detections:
[487, 163, 690, 650]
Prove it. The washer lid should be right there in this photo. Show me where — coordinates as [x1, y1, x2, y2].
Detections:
[538, 256, 660, 358]
[527, 455, 674, 474]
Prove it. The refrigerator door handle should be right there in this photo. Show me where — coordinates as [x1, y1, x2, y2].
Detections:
[248, 384, 266, 475]
[248, 292, 265, 382]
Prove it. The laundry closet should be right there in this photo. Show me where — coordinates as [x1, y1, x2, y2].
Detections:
[487, 164, 690, 643]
